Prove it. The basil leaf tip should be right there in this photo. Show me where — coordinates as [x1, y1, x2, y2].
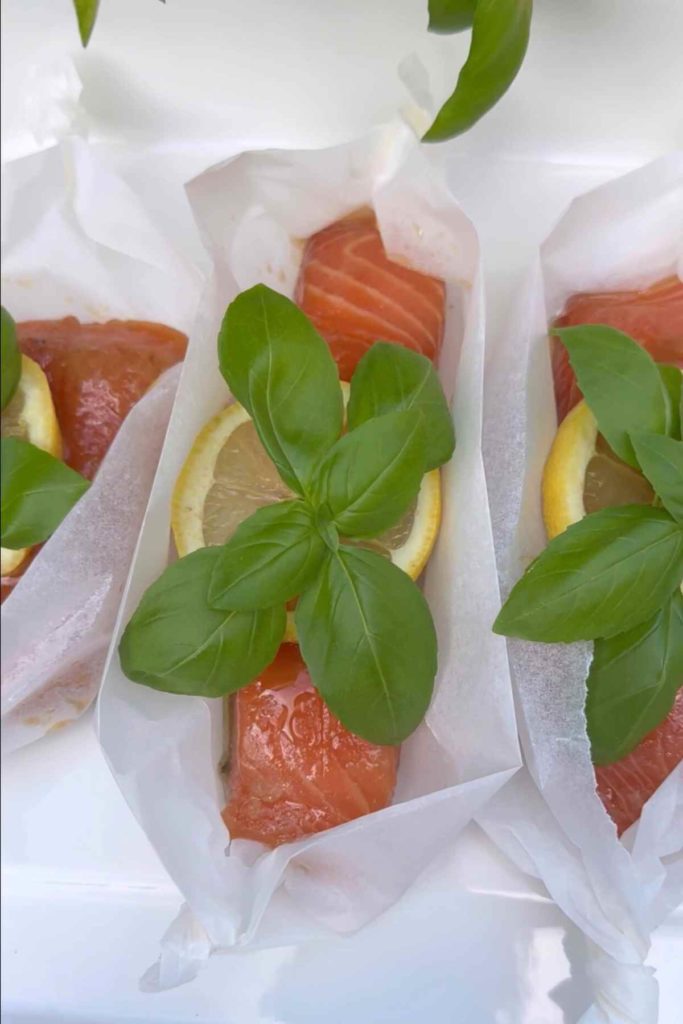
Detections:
[494, 505, 683, 643]
[1, 306, 22, 411]
[120, 547, 286, 697]
[1, 437, 89, 549]
[423, 0, 532, 143]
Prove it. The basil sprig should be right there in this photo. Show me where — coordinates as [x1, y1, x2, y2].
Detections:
[424, 0, 533, 142]
[494, 325, 683, 764]
[120, 286, 454, 745]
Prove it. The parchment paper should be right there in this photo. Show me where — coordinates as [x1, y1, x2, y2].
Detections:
[97, 122, 521, 987]
[479, 155, 683, 1024]
[1, 137, 200, 752]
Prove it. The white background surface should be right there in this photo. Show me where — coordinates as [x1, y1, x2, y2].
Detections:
[2, 1, 682, 1021]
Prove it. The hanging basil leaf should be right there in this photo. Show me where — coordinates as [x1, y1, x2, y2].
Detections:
[428, 0, 476, 33]
[493, 505, 683, 643]
[554, 326, 670, 468]
[630, 432, 683, 524]
[218, 285, 343, 496]
[1, 438, 89, 549]
[315, 410, 425, 538]
[208, 499, 327, 610]
[423, 0, 532, 142]
[348, 342, 455, 471]
[73, 0, 100, 47]
[120, 547, 286, 697]
[659, 365, 682, 440]
[1, 306, 21, 411]
[295, 546, 437, 745]
[587, 593, 683, 765]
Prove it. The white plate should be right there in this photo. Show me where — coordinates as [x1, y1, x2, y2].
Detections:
[2, 0, 682, 1020]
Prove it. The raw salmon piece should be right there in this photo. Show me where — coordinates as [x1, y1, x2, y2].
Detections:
[18, 318, 187, 480]
[295, 213, 446, 380]
[595, 689, 683, 836]
[1, 318, 187, 604]
[552, 276, 683, 422]
[223, 644, 399, 847]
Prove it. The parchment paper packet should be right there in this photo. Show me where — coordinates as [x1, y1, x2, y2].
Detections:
[479, 156, 683, 1024]
[97, 121, 521, 986]
[1, 137, 200, 753]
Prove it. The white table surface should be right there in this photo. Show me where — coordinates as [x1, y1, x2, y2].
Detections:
[2, 2, 682, 1021]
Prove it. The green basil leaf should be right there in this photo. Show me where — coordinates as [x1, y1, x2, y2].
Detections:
[493, 505, 683, 643]
[553, 326, 670, 468]
[423, 0, 532, 142]
[428, 0, 477, 33]
[659, 365, 682, 440]
[218, 285, 343, 496]
[587, 592, 683, 765]
[73, 0, 100, 46]
[1, 306, 21, 411]
[315, 410, 425, 538]
[630, 432, 683, 524]
[208, 499, 326, 610]
[119, 547, 286, 697]
[295, 546, 437, 744]
[1, 437, 89, 549]
[347, 342, 455, 471]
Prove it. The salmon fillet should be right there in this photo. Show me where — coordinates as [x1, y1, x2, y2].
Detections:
[223, 645, 399, 847]
[295, 213, 446, 380]
[552, 276, 683, 422]
[1, 318, 186, 602]
[596, 690, 683, 835]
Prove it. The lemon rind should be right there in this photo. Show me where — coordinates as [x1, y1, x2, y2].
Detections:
[542, 401, 597, 540]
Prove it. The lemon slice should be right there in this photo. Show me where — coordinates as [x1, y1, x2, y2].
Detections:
[1, 355, 62, 576]
[172, 391, 442, 639]
[542, 400, 654, 540]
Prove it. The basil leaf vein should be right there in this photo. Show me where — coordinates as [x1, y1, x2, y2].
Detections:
[630, 431, 683, 524]
[1, 437, 89, 549]
[218, 285, 343, 496]
[316, 409, 425, 538]
[348, 342, 455, 471]
[493, 505, 683, 642]
[295, 546, 437, 745]
[587, 593, 683, 764]
[208, 499, 326, 610]
[554, 325, 671, 468]
[119, 547, 286, 697]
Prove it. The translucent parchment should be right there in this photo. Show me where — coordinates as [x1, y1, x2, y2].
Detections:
[479, 155, 683, 1024]
[1, 138, 199, 753]
[97, 122, 521, 986]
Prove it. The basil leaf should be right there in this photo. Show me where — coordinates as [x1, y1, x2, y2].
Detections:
[218, 285, 343, 496]
[554, 326, 670, 469]
[428, 0, 476, 33]
[347, 342, 455, 471]
[208, 499, 326, 610]
[493, 505, 683, 643]
[1, 306, 21, 411]
[423, 0, 532, 142]
[659, 365, 682, 440]
[73, 0, 100, 46]
[631, 432, 683, 524]
[119, 547, 286, 697]
[587, 593, 683, 765]
[315, 410, 425, 538]
[295, 546, 437, 744]
[1, 437, 89, 549]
